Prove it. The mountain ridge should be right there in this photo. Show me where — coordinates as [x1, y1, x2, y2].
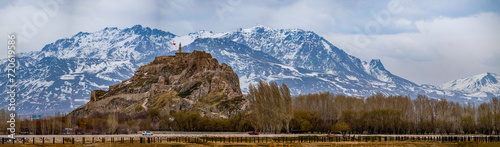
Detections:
[0, 24, 498, 115]
[441, 72, 500, 98]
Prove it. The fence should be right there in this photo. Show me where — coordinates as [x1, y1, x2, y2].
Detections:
[1, 135, 500, 144]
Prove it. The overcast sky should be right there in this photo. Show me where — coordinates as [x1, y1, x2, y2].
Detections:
[1, 0, 499, 85]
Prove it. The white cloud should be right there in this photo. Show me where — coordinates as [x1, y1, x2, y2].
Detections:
[1, 0, 499, 86]
[0, 0, 163, 58]
[326, 12, 500, 85]
[0, 0, 69, 55]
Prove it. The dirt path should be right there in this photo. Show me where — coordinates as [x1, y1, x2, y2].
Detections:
[142, 98, 148, 111]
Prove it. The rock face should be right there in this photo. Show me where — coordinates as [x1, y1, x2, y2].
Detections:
[70, 50, 245, 118]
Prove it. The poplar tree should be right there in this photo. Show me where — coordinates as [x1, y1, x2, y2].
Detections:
[247, 81, 292, 133]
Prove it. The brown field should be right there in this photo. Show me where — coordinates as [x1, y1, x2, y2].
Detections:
[0, 141, 499, 147]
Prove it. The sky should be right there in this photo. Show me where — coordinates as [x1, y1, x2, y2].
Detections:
[0, 0, 499, 85]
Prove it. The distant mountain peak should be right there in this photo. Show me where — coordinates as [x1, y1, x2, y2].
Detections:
[243, 25, 311, 34]
[103, 26, 119, 31]
[441, 72, 500, 95]
[468, 72, 498, 83]
[253, 24, 270, 29]
[188, 30, 226, 38]
[480, 72, 498, 84]
[123, 25, 175, 37]
[481, 72, 496, 77]
[241, 24, 273, 33]
[369, 59, 386, 70]
[131, 24, 143, 28]
[74, 31, 91, 37]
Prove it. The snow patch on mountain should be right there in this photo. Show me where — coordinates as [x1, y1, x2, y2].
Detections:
[441, 73, 500, 97]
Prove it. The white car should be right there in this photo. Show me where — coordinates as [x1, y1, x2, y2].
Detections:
[142, 131, 153, 136]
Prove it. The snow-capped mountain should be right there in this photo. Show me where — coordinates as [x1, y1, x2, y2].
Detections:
[441, 73, 500, 98]
[0, 25, 496, 115]
[0, 25, 178, 114]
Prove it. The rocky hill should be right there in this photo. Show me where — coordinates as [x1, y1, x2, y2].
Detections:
[70, 50, 246, 118]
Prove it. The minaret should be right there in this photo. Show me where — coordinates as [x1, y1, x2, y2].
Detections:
[179, 43, 182, 53]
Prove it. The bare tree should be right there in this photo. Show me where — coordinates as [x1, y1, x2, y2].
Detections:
[280, 83, 293, 133]
[247, 81, 292, 133]
[107, 113, 118, 134]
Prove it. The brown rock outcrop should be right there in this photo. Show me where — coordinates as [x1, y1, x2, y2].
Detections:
[70, 50, 246, 118]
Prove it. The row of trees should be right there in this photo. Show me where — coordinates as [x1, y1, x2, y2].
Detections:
[0, 110, 70, 135]
[0, 109, 255, 135]
[292, 92, 500, 134]
[1, 80, 498, 135]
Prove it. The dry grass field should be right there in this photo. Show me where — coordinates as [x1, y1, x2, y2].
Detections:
[0, 141, 499, 147]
